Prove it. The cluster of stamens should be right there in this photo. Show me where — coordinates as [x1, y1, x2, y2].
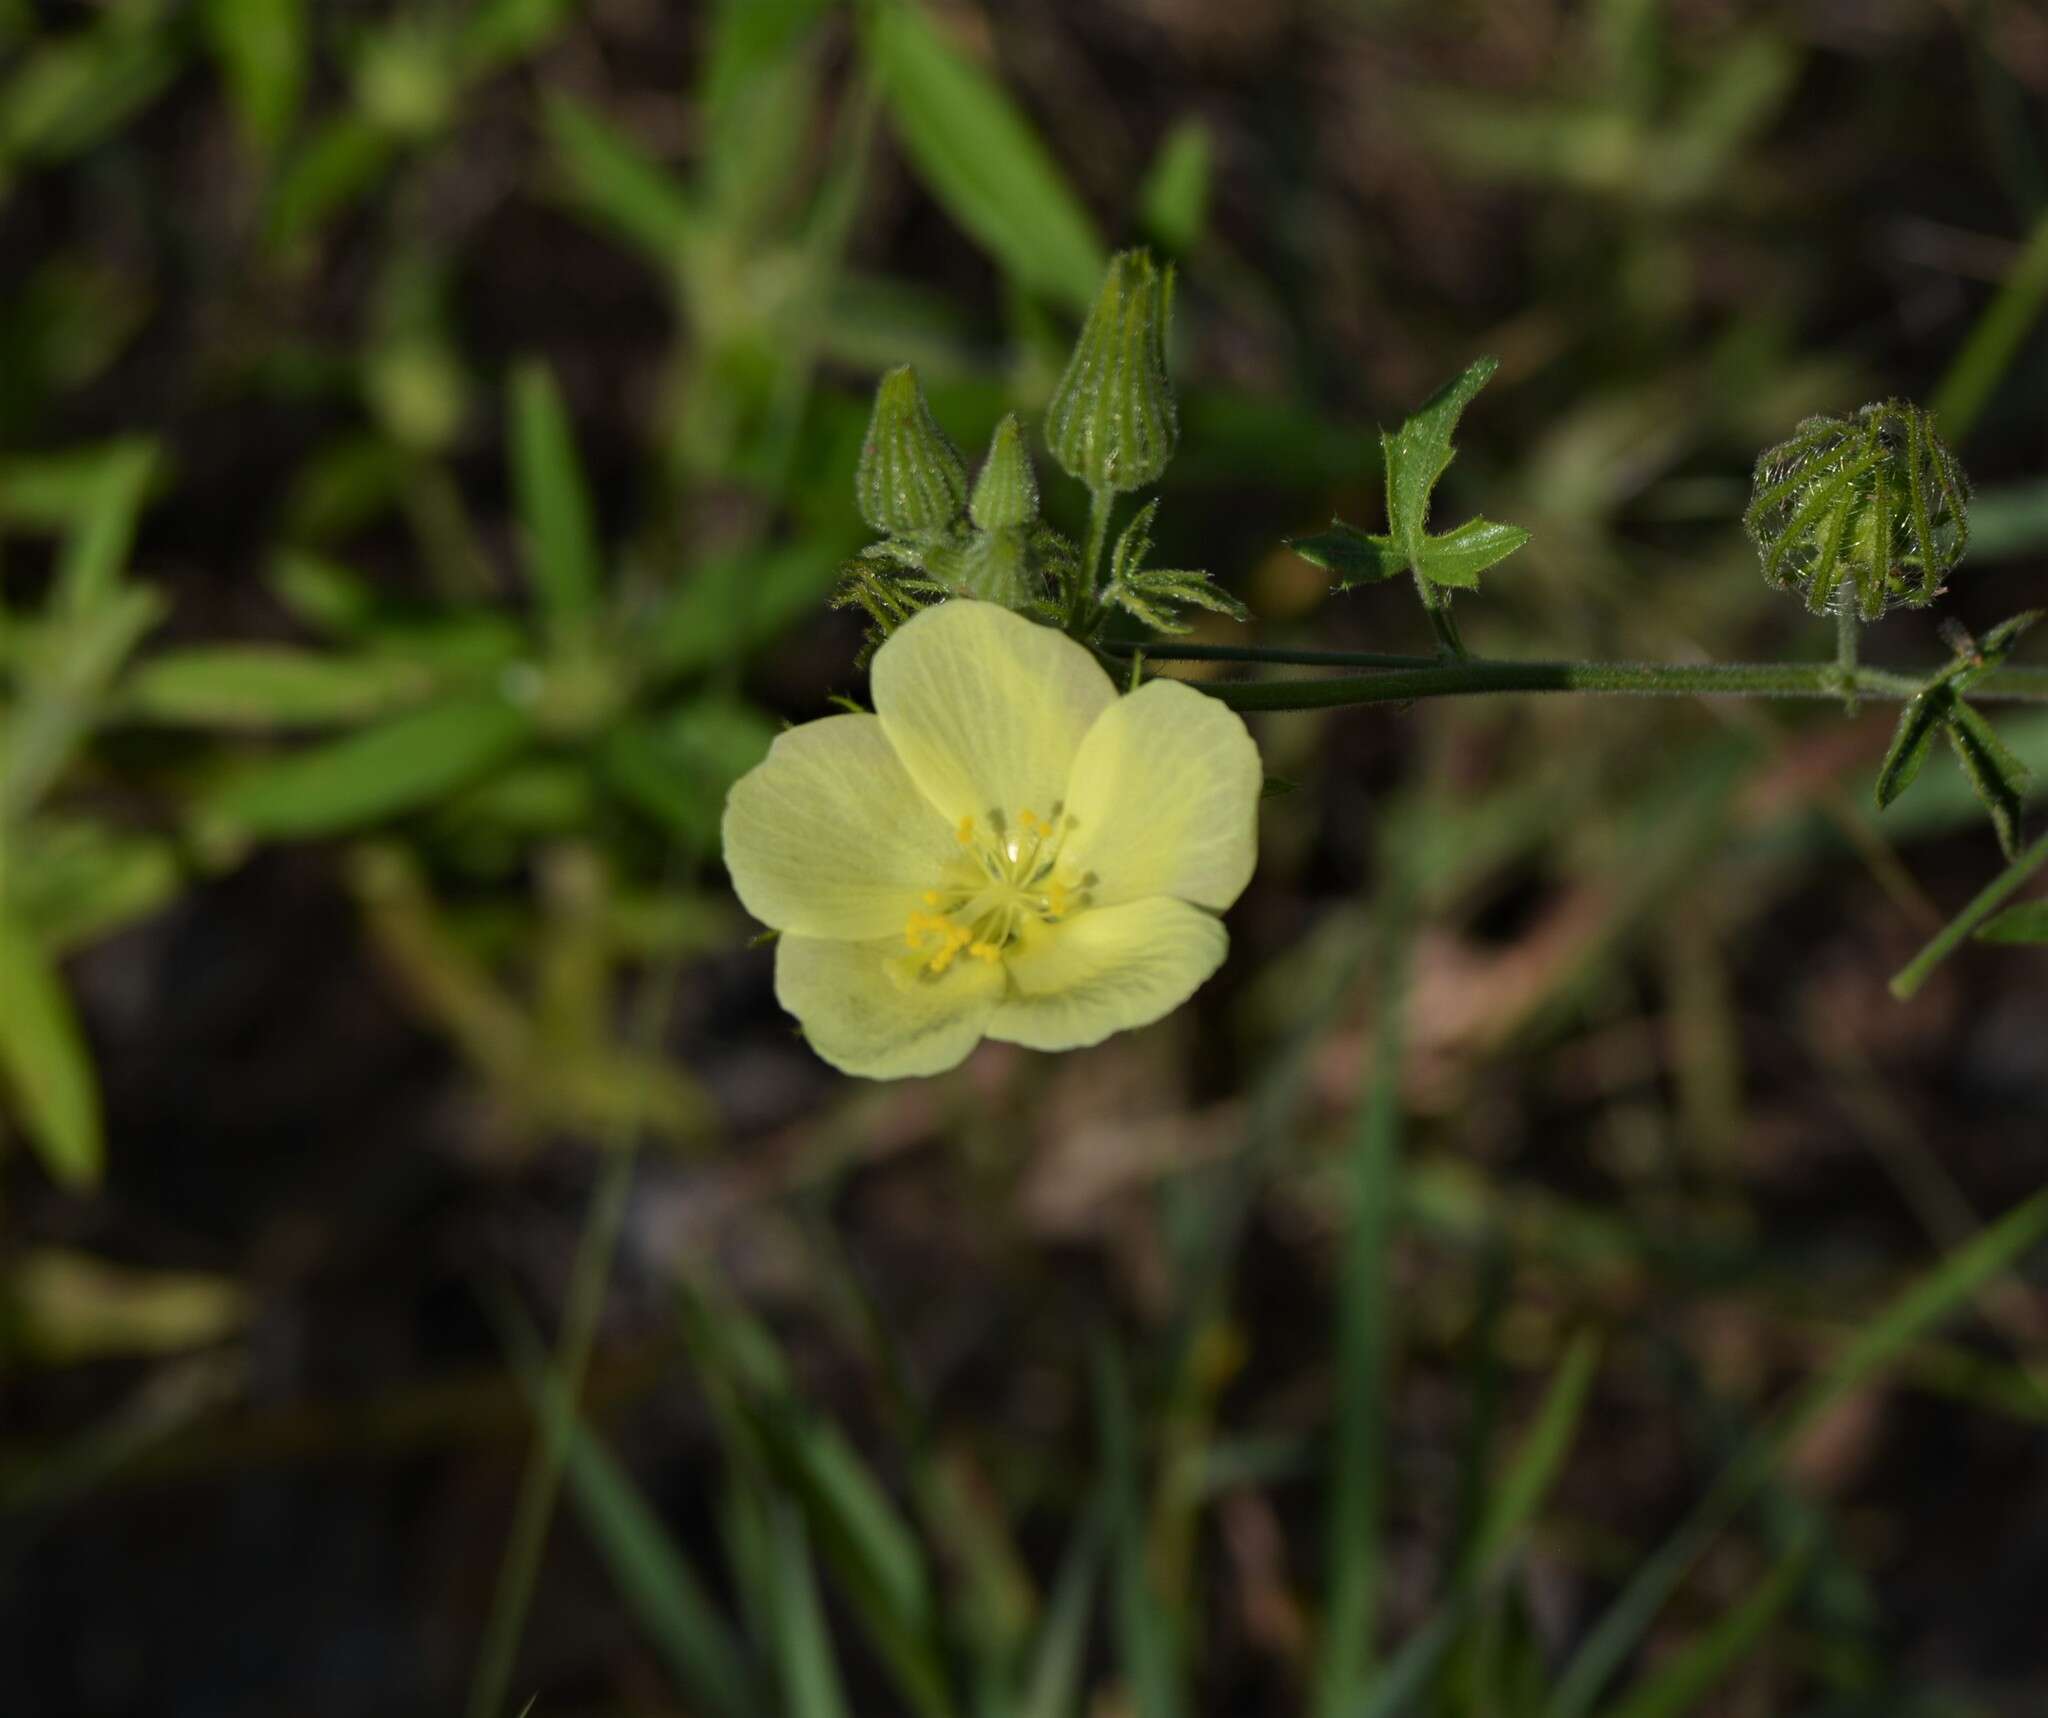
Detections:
[902, 804, 1093, 977]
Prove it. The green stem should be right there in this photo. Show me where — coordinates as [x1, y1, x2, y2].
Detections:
[1890, 827, 2048, 1000]
[1415, 576, 1468, 660]
[1198, 659, 2048, 713]
[1101, 641, 1438, 670]
[1073, 485, 1116, 636]
[1836, 601, 1861, 715]
[466, 1137, 640, 1718]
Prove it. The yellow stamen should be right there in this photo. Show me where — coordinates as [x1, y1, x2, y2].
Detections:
[969, 941, 1001, 963]
[955, 815, 975, 846]
[922, 890, 943, 907]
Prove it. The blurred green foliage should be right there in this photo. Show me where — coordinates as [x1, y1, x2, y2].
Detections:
[4, 2, 2048, 1715]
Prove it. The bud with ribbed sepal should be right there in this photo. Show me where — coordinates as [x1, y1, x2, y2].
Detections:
[856, 365, 968, 540]
[1044, 249, 1178, 495]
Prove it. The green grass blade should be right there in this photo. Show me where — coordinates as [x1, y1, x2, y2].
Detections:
[496, 1307, 762, 1718]
[0, 905, 103, 1188]
[1930, 209, 2048, 443]
[1313, 899, 1412, 1717]
[1015, 1490, 1108, 1718]
[124, 646, 437, 729]
[198, 692, 533, 839]
[1545, 1187, 2048, 1718]
[863, 0, 1105, 310]
[1471, 1331, 1603, 1571]
[772, 1502, 855, 1718]
[200, 0, 305, 157]
[1094, 1340, 1184, 1718]
[1602, 1535, 1813, 1718]
[543, 93, 701, 269]
[509, 362, 604, 642]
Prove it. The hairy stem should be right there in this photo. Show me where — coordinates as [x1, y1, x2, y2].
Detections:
[1073, 485, 1116, 635]
[1195, 658, 2048, 712]
[1837, 601, 1861, 715]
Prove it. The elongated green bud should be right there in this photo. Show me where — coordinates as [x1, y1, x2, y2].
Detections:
[1044, 249, 1178, 494]
[856, 365, 967, 539]
[970, 414, 1039, 530]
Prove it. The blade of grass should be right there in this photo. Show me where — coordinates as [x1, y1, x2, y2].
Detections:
[1544, 1186, 2048, 1718]
[1015, 1489, 1109, 1718]
[1600, 1534, 1813, 1718]
[772, 1501, 855, 1718]
[1313, 889, 1413, 1718]
[509, 362, 604, 644]
[1930, 209, 2048, 442]
[863, 0, 1105, 310]
[1095, 1339, 1185, 1718]
[1470, 1331, 1604, 1573]
[494, 1303, 762, 1718]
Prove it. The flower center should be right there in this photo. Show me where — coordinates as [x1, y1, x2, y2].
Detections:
[902, 805, 1095, 976]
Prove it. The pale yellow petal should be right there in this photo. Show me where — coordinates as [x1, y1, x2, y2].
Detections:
[987, 897, 1226, 1052]
[871, 600, 1116, 827]
[1062, 679, 1261, 910]
[776, 933, 1003, 1079]
[722, 714, 953, 939]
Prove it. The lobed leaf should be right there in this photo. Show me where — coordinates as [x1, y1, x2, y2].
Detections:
[1415, 516, 1532, 590]
[1289, 523, 1406, 588]
[1874, 683, 1955, 811]
[1382, 355, 1500, 559]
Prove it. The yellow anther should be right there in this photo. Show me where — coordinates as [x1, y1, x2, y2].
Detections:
[1019, 808, 1041, 833]
[922, 890, 942, 907]
[1046, 882, 1070, 920]
[955, 815, 975, 846]
[969, 941, 1002, 963]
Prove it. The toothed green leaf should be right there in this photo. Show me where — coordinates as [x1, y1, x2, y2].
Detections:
[1414, 516, 1532, 589]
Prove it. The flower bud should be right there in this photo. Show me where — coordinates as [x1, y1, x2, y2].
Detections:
[970, 414, 1039, 531]
[1044, 249, 1178, 495]
[1745, 400, 1970, 621]
[856, 365, 968, 540]
[927, 529, 1034, 609]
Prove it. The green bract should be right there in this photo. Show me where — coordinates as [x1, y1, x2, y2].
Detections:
[1744, 400, 1970, 621]
[1044, 248, 1178, 495]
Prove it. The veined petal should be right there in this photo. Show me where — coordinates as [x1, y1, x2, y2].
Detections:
[723, 714, 953, 939]
[777, 934, 1003, 1079]
[988, 897, 1226, 1052]
[1063, 679, 1261, 910]
[872, 601, 1116, 827]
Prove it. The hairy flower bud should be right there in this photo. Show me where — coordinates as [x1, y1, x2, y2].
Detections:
[1745, 401, 1970, 621]
[970, 414, 1039, 531]
[856, 366, 968, 540]
[1044, 249, 1178, 495]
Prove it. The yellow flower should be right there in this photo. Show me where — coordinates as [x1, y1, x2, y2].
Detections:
[722, 601, 1262, 1078]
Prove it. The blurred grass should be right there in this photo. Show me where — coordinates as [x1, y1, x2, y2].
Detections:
[2, 1, 2047, 1715]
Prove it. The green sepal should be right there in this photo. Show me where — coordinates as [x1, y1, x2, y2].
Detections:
[1945, 700, 2030, 861]
[1100, 498, 1245, 633]
[1975, 900, 2048, 944]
